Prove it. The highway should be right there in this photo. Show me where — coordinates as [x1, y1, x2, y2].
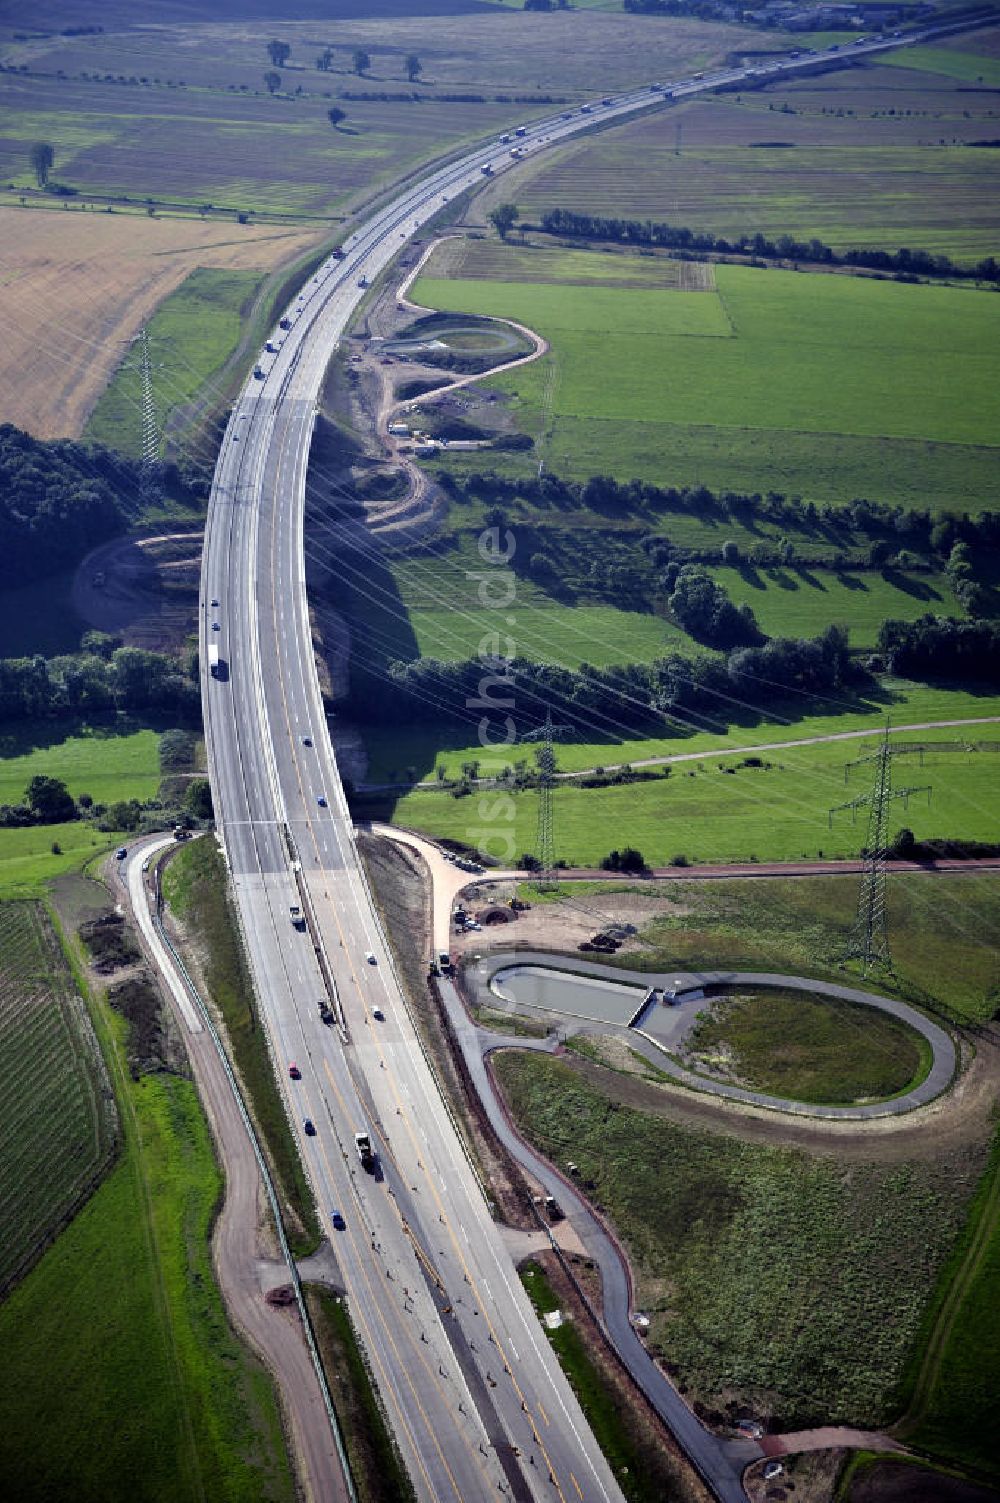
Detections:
[199, 22, 980, 1503]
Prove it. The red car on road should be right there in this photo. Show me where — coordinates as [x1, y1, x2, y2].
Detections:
[289, 1062, 301, 1080]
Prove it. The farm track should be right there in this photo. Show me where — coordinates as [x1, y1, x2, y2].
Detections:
[362, 714, 1000, 792]
[895, 1140, 1000, 1439]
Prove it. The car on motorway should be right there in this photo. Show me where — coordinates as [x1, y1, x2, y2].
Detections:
[317, 795, 327, 807]
[303, 1118, 316, 1136]
[210, 597, 219, 607]
[116, 847, 127, 859]
[302, 735, 312, 747]
[365, 950, 377, 965]
[289, 1062, 301, 1079]
[330, 1209, 346, 1230]
[212, 621, 221, 630]
[372, 1006, 384, 1021]
[142, 858, 150, 873]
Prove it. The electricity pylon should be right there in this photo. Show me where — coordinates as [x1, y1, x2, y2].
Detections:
[519, 711, 570, 878]
[829, 726, 931, 973]
[137, 327, 161, 507]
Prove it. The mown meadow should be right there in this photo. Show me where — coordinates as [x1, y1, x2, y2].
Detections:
[413, 258, 1000, 510]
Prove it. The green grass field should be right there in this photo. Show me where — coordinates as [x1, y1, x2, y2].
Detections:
[898, 1135, 1000, 1478]
[0, 1063, 295, 1500]
[0, 901, 116, 1294]
[360, 682, 1000, 784]
[710, 563, 963, 647]
[599, 871, 1000, 1026]
[684, 986, 927, 1104]
[383, 735, 1000, 873]
[0, 724, 161, 808]
[413, 259, 1000, 508]
[494, 1049, 976, 1427]
[342, 532, 698, 679]
[0, 723, 163, 898]
[880, 45, 1000, 88]
[85, 267, 262, 457]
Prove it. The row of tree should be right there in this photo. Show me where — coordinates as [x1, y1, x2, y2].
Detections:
[539, 208, 1000, 284]
[0, 424, 206, 586]
[267, 37, 421, 80]
[355, 624, 852, 732]
[0, 648, 199, 724]
[440, 469, 1000, 568]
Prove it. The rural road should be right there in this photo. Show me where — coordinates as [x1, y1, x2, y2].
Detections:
[358, 714, 1000, 792]
[122, 836, 351, 1503]
[435, 967, 763, 1497]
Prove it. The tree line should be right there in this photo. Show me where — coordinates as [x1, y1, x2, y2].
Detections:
[0, 645, 199, 725]
[877, 616, 1000, 683]
[440, 469, 1000, 573]
[538, 208, 1000, 285]
[353, 624, 852, 732]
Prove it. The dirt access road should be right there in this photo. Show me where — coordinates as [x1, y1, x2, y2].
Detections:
[121, 836, 349, 1503]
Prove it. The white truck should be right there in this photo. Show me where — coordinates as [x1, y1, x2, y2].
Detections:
[208, 643, 220, 678]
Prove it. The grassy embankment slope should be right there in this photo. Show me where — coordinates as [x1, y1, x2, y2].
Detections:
[0, 725, 162, 899]
[0, 870, 295, 1500]
[84, 267, 263, 458]
[162, 835, 319, 1250]
[495, 1044, 984, 1438]
[492, 874, 1000, 1467]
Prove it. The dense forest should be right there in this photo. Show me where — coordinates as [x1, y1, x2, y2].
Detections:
[0, 424, 204, 586]
[0, 645, 199, 724]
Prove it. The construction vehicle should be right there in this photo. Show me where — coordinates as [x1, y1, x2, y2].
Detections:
[355, 1131, 375, 1171]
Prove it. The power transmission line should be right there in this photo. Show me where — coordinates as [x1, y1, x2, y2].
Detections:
[519, 710, 570, 879]
[137, 327, 161, 507]
[829, 726, 931, 973]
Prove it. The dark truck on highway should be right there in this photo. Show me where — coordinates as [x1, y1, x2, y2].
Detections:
[355, 1131, 375, 1172]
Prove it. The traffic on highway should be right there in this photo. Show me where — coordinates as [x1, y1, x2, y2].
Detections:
[200, 22, 962, 1502]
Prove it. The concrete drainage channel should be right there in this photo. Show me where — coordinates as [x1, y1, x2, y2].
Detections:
[473, 950, 957, 1120]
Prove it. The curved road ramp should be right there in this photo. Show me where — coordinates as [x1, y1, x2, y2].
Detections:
[481, 952, 955, 1119]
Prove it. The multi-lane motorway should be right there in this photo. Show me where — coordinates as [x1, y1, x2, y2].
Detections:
[200, 23, 977, 1503]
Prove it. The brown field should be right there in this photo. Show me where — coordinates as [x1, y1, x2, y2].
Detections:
[470, 60, 1000, 258]
[0, 208, 321, 438]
